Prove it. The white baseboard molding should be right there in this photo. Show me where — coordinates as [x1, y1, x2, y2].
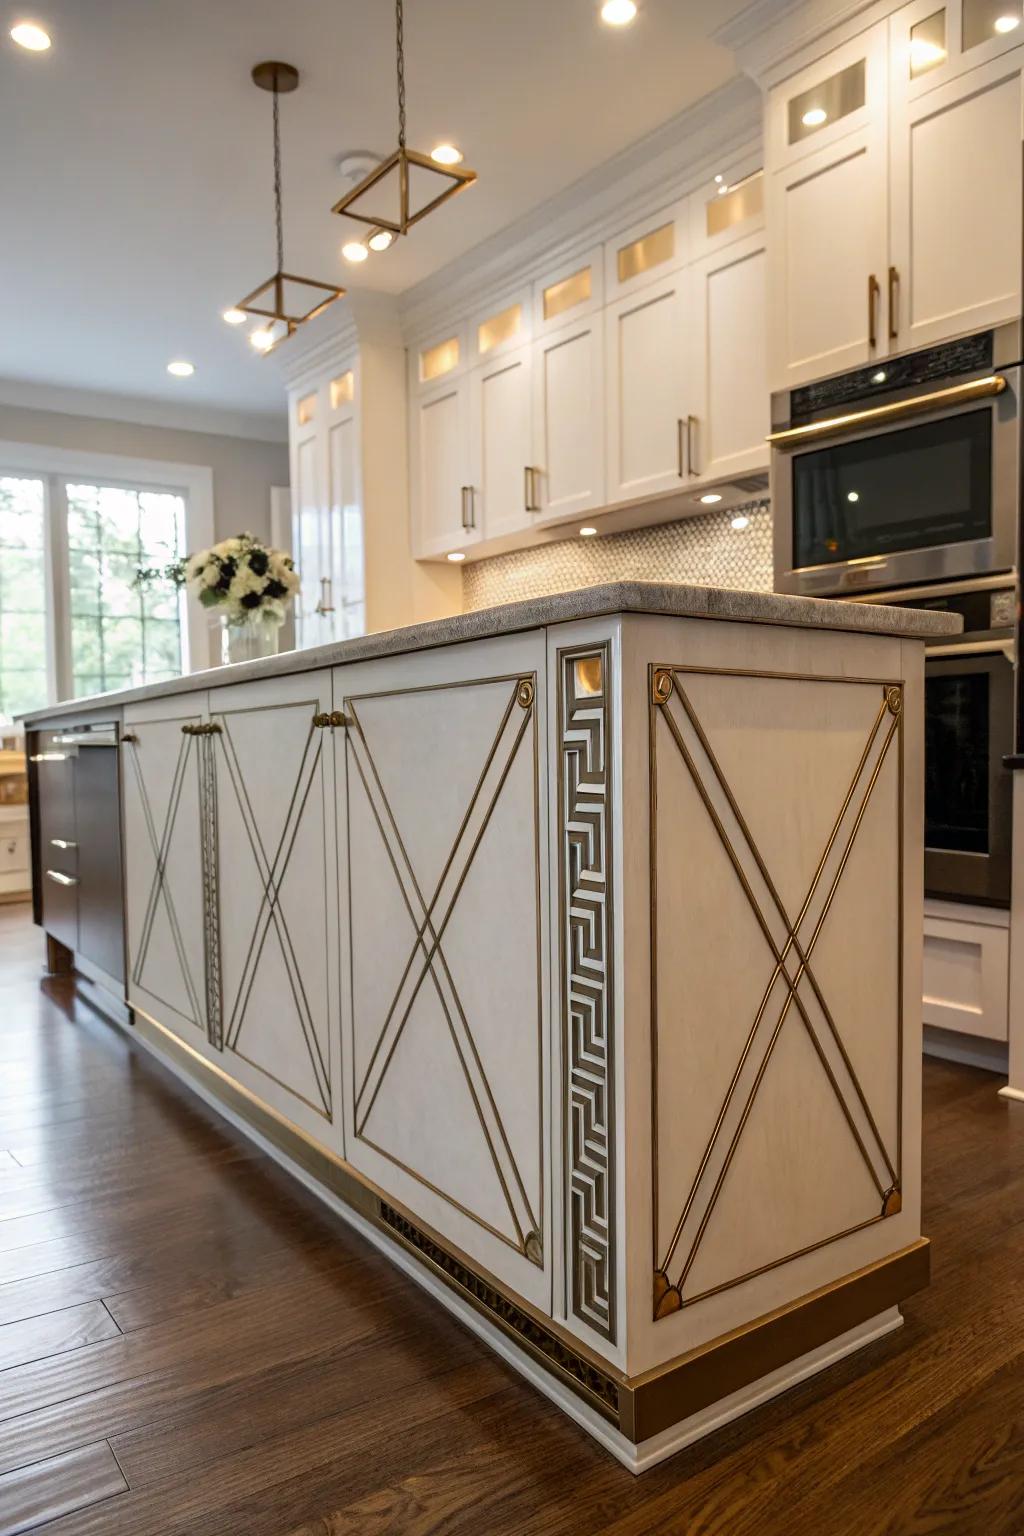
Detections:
[923, 1024, 1009, 1078]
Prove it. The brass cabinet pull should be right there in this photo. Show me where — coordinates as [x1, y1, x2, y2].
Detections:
[461, 485, 476, 530]
[315, 576, 335, 615]
[677, 418, 685, 478]
[45, 869, 78, 887]
[888, 265, 899, 341]
[523, 467, 541, 514]
[329, 710, 350, 729]
[312, 712, 331, 729]
[687, 414, 699, 478]
[868, 273, 881, 349]
[314, 710, 350, 729]
[182, 722, 221, 736]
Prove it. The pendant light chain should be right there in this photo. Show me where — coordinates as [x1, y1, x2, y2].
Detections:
[272, 74, 284, 272]
[395, 0, 407, 150]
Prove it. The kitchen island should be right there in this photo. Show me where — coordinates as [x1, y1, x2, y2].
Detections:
[22, 581, 958, 1471]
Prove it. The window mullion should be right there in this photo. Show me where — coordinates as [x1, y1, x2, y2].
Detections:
[45, 473, 73, 703]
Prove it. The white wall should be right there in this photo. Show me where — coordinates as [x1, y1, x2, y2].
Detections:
[0, 401, 289, 547]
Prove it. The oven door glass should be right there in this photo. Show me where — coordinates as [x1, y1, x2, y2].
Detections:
[792, 408, 992, 570]
[924, 652, 1012, 906]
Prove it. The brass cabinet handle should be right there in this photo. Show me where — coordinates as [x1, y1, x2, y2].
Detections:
[524, 467, 542, 514]
[329, 710, 350, 729]
[888, 265, 899, 341]
[314, 710, 350, 729]
[312, 712, 331, 729]
[181, 722, 221, 736]
[677, 419, 685, 478]
[461, 485, 476, 530]
[315, 576, 335, 616]
[868, 273, 881, 349]
[45, 869, 78, 887]
[687, 414, 700, 478]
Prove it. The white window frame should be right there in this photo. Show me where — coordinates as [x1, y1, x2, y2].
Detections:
[0, 442, 215, 704]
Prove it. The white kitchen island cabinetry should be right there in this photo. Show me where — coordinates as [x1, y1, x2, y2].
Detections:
[35, 583, 957, 1473]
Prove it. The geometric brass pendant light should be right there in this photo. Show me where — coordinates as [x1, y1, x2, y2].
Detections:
[331, 0, 476, 253]
[231, 62, 345, 355]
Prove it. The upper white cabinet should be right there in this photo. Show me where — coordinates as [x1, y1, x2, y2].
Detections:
[889, 1, 1023, 350]
[469, 342, 535, 541]
[531, 308, 606, 522]
[605, 270, 694, 503]
[410, 367, 477, 559]
[766, 7, 1024, 388]
[767, 25, 890, 388]
[690, 229, 770, 484]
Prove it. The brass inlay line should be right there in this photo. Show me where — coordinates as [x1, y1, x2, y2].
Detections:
[651, 672, 903, 1312]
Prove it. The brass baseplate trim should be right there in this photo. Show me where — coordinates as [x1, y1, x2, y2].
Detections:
[128, 1004, 928, 1448]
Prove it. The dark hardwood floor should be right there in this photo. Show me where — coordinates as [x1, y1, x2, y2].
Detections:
[2, 902, 1024, 1534]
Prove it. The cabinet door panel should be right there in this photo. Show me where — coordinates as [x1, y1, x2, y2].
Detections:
[411, 378, 475, 559]
[531, 315, 605, 523]
[890, 54, 1023, 350]
[292, 424, 334, 653]
[335, 636, 550, 1308]
[212, 671, 342, 1153]
[470, 345, 533, 541]
[768, 128, 888, 389]
[605, 274, 690, 504]
[123, 697, 207, 1046]
[327, 411, 365, 638]
[691, 233, 769, 484]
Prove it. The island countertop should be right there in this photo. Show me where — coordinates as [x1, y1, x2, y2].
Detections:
[19, 579, 960, 724]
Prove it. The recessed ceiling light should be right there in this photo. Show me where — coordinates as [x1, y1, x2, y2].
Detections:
[222, 308, 246, 325]
[731, 515, 750, 531]
[579, 526, 598, 537]
[447, 551, 466, 562]
[717, 183, 730, 195]
[368, 229, 395, 251]
[10, 22, 50, 50]
[600, 0, 637, 24]
[430, 143, 463, 166]
[342, 241, 369, 263]
[250, 328, 275, 352]
[713, 173, 724, 184]
[699, 492, 722, 505]
[995, 14, 1021, 32]
[802, 107, 828, 127]
[166, 360, 195, 378]
[847, 490, 860, 502]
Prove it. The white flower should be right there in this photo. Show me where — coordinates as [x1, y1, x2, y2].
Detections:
[201, 561, 222, 588]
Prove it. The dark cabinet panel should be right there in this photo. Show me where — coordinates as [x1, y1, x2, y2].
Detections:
[75, 746, 124, 983]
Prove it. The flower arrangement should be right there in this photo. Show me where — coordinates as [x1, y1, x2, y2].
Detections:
[136, 533, 300, 630]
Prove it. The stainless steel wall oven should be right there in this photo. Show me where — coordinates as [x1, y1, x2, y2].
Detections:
[772, 325, 1022, 598]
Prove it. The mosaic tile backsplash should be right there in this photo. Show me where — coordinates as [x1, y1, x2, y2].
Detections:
[462, 499, 773, 611]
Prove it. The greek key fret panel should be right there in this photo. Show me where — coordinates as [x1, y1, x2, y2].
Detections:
[197, 730, 223, 1050]
[650, 666, 903, 1320]
[559, 645, 616, 1343]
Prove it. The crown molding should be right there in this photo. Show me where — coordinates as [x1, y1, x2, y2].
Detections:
[276, 291, 405, 395]
[714, 0, 890, 84]
[398, 76, 763, 344]
[0, 377, 287, 443]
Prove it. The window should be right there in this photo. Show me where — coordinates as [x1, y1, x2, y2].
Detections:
[0, 448, 212, 720]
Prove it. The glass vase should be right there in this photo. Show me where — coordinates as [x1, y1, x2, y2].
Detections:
[221, 614, 281, 666]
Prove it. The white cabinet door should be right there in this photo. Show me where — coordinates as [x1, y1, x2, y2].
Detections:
[689, 230, 770, 485]
[123, 693, 209, 1049]
[211, 670, 343, 1153]
[410, 375, 476, 559]
[530, 311, 605, 524]
[326, 403, 366, 639]
[469, 343, 534, 541]
[889, 50, 1024, 351]
[335, 635, 551, 1308]
[767, 125, 889, 389]
[605, 271, 693, 505]
[291, 415, 335, 652]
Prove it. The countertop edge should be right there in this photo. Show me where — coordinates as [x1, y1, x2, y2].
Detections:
[18, 580, 962, 725]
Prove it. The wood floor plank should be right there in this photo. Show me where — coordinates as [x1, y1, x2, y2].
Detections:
[0, 1441, 127, 1535]
[0, 1301, 121, 1372]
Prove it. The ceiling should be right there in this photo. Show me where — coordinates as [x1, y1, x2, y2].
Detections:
[0, 0, 750, 428]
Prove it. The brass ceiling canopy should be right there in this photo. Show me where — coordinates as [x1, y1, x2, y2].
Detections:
[232, 61, 345, 356]
[331, 0, 477, 248]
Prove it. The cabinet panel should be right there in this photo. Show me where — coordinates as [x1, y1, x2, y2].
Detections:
[327, 412, 365, 638]
[889, 53, 1023, 349]
[768, 127, 889, 389]
[411, 376, 476, 559]
[531, 314, 605, 523]
[211, 671, 343, 1152]
[923, 904, 1009, 1039]
[604, 196, 689, 301]
[605, 273, 691, 504]
[335, 636, 550, 1307]
[769, 20, 888, 169]
[292, 425, 333, 652]
[123, 695, 208, 1046]
[469, 344, 533, 541]
[690, 232, 769, 485]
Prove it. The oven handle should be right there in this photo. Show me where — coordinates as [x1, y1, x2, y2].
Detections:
[927, 640, 1015, 664]
[767, 375, 1008, 446]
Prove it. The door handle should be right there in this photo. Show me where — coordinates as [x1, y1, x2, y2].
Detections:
[687, 415, 700, 478]
[461, 485, 476, 529]
[315, 576, 335, 615]
[677, 419, 686, 478]
[888, 265, 899, 341]
[868, 273, 881, 349]
[45, 869, 78, 887]
[524, 467, 542, 514]
[50, 838, 77, 850]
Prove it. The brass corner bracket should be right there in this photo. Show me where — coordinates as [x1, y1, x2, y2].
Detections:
[517, 678, 536, 711]
[885, 686, 903, 717]
[652, 669, 674, 706]
[882, 1186, 902, 1217]
[653, 1269, 682, 1320]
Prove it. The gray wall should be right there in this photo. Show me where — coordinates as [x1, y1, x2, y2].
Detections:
[0, 403, 289, 546]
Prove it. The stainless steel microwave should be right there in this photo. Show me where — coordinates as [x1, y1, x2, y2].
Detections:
[771, 325, 1022, 598]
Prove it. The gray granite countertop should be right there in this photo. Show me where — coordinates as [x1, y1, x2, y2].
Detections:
[20, 580, 962, 724]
